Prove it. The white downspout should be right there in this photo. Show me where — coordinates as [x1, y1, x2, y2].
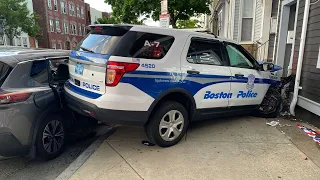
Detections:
[290, 0, 311, 116]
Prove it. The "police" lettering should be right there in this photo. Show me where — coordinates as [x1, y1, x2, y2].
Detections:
[237, 90, 258, 98]
[83, 82, 100, 91]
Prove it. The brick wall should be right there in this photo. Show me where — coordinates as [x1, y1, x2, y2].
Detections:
[34, 0, 87, 49]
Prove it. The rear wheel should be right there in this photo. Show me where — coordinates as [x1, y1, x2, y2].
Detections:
[36, 114, 66, 160]
[145, 101, 189, 147]
[255, 88, 282, 118]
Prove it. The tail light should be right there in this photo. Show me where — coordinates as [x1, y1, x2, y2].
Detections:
[0, 92, 32, 105]
[106, 61, 140, 87]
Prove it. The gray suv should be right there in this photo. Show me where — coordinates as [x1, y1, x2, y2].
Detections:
[0, 48, 70, 160]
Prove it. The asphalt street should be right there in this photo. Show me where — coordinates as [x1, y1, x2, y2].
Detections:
[0, 125, 111, 180]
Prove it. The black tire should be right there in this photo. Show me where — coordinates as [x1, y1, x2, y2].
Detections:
[255, 88, 283, 118]
[36, 114, 66, 160]
[145, 101, 189, 147]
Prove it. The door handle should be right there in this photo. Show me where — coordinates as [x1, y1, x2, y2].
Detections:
[187, 70, 200, 75]
[235, 74, 244, 78]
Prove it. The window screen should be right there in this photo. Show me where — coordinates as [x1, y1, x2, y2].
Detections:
[30, 60, 49, 85]
[187, 39, 223, 66]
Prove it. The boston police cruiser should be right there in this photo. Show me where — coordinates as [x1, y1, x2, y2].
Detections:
[65, 24, 282, 147]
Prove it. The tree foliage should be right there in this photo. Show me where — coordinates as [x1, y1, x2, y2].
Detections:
[95, 16, 119, 24]
[177, 19, 202, 29]
[0, 0, 40, 45]
[105, 0, 211, 28]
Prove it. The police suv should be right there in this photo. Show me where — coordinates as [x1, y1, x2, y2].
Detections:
[65, 24, 282, 147]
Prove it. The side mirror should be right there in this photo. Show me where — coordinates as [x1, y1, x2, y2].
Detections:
[260, 63, 274, 71]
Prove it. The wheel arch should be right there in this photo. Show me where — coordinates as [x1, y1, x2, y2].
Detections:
[147, 88, 197, 124]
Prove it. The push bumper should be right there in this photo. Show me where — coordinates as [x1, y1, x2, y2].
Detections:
[0, 133, 29, 157]
[65, 91, 149, 126]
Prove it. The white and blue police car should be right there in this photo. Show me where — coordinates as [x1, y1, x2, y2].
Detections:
[64, 24, 282, 147]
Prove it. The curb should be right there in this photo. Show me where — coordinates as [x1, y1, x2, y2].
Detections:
[55, 127, 116, 180]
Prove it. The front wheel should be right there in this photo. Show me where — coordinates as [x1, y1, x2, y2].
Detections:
[145, 101, 189, 147]
[255, 88, 283, 118]
[36, 114, 66, 160]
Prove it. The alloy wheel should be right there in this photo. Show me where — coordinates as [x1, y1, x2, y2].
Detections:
[159, 110, 184, 141]
[42, 120, 64, 154]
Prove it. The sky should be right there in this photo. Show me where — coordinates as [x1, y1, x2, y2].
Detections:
[84, 0, 158, 26]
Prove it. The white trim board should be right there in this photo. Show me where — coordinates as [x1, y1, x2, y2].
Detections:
[297, 95, 320, 116]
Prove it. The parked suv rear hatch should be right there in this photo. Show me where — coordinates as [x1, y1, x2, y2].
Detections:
[68, 25, 132, 98]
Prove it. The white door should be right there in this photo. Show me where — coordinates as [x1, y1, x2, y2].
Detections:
[224, 43, 270, 107]
[180, 36, 232, 109]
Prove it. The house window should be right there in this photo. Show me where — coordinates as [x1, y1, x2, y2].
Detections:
[48, 0, 52, 9]
[61, 1, 66, 14]
[52, 41, 56, 49]
[58, 42, 62, 49]
[74, 23, 77, 35]
[72, 4, 75, 16]
[78, 23, 82, 36]
[69, 4, 75, 16]
[22, 37, 28, 47]
[56, 20, 61, 32]
[241, 0, 254, 42]
[64, 22, 69, 34]
[54, 0, 58, 11]
[81, 7, 84, 19]
[49, 19, 54, 32]
[76, 5, 80, 18]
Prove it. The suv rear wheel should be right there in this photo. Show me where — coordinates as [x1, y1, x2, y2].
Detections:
[145, 101, 189, 147]
[36, 114, 66, 160]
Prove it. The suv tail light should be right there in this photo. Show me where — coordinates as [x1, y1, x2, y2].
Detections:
[0, 92, 32, 105]
[106, 61, 140, 87]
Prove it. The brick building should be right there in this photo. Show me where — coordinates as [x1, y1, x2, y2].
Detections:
[33, 0, 87, 50]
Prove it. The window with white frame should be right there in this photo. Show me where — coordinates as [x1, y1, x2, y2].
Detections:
[69, 3, 72, 16]
[64, 21, 69, 34]
[56, 20, 61, 32]
[61, 1, 66, 14]
[76, 5, 80, 18]
[48, 0, 52, 9]
[74, 23, 77, 35]
[72, 4, 75, 16]
[54, 0, 58, 11]
[52, 41, 56, 49]
[241, 0, 254, 42]
[58, 42, 62, 49]
[78, 23, 82, 36]
[81, 7, 84, 19]
[49, 19, 54, 32]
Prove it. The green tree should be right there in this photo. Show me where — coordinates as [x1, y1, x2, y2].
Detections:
[177, 19, 202, 29]
[94, 16, 119, 24]
[0, 0, 40, 45]
[105, 0, 211, 28]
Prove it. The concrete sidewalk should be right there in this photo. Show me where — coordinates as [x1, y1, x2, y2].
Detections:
[69, 116, 320, 180]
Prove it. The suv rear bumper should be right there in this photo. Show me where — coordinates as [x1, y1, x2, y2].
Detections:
[0, 133, 29, 157]
[65, 91, 149, 126]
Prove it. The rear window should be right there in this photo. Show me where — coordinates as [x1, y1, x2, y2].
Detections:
[77, 26, 175, 60]
[0, 62, 13, 87]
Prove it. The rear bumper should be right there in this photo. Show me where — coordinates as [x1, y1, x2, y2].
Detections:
[65, 91, 149, 126]
[0, 133, 29, 157]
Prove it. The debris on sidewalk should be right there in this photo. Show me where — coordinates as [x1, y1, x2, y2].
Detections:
[297, 124, 320, 145]
[142, 140, 155, 146]
[266, 121, 280, 127]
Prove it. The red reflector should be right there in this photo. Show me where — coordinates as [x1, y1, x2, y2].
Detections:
[0, 92, 32, 104]
[93, 26, 102, 30]
[106, 61, 140, 87]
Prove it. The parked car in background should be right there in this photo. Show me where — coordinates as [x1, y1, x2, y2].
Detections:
[0, 47, 70, 160]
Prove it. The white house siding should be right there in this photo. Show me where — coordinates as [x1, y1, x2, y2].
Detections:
[233, 0, 240, 41]
[254, 0, 263, 42]
[90, 7, 103, 25]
